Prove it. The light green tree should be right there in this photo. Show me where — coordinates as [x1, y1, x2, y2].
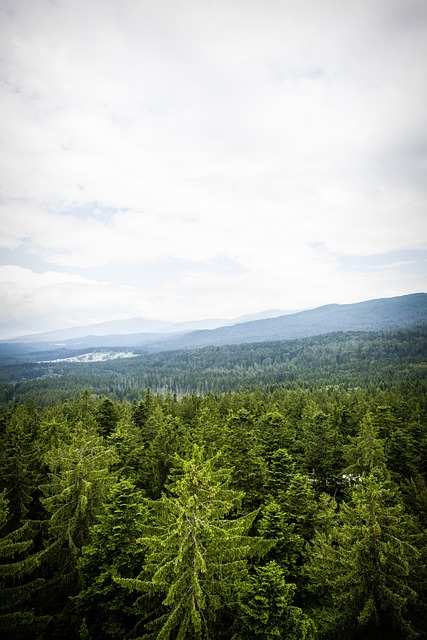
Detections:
[117, 444, 272, 640]
[232, 560, 316, 640]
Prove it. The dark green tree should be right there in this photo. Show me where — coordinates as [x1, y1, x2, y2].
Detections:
[145, 414, 190, 498]
[305, 473, 421, 639]
[0, 405, 42, 529]
[40, 422, 117, 636]
[255, 410, 296, 458]
[223, 408, 267, 511]
[0, 490, 49, 638]
[133, 389, 155, 432]
[257, 500, 303, 577]
[342, 411, 388, 480]
[192, 404, 226, 458]
[75, 478, 148, 639]
[300, 403, 344, 494]
[265, 447, 295, 496]
[107, 402, 147, 483]
[95, 397, 120, 438]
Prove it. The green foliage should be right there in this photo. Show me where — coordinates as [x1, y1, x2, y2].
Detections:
[144, 412, 191, 498]
[257, 501, 303, 577]
[75, 478, 148, 639]
[265, 447, 295, 495]
[118, 445, 272, 639]
[0, 325, 426, 638]
[3, 326, 427, 402]
[0, 491, 49, 638]
[0, 403, 42, 528]
[41, 422, 117, 587]
[223, 409, 268, 511]
[108, 405, 147, 482]
[342, 411, 389, 479]
[95, 397, 120, 437]
[232, 561, 316, 640]
[305, 474, 421, 639]
[300, 403, 344, 494]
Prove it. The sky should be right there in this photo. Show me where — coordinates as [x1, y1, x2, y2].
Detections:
[0, 0, 426, 338]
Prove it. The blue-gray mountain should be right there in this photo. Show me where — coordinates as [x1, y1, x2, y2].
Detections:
[3, 293, 425, 354]
[149, 293, 427, 352]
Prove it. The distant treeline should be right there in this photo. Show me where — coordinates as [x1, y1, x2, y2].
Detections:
[1, 325, 426, 405]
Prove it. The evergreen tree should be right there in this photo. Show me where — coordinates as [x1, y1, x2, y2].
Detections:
[255, 410, 296, 458]
[257, 500, 303, 578]
[232, 561, 316, 640]
[40, 421, 117, 636]
[95, 397, 120, 438]
[300, 404, 343, 494]
[117, 445, 272, 640]
[279, 472, 319, 544]
[0, 490, 49, 638]
[305, 473, 421, 639]
[63, 391, 98, 431]
[75, 478, 148, 639]
[133, 391, 160, 444]
[192, 404, 226, 458]
[223, 408, 267, 511]
[145, 414, 190, 498]
[342, 411, 388, 480]
[265, 447, 295, 496]
[108, 402, 147, 483]
[0, 405, 41, 529]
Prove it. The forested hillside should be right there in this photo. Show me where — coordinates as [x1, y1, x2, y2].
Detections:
[1, 325, 426, 404]
[1, 321, 426, 639]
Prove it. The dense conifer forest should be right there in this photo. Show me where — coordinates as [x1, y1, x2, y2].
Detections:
[1, 326, 427, 638]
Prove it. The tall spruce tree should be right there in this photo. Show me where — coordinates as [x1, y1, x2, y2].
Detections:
[0, 405, 41, 529]
[117, 445, 272, 640]
[95, 398, 120, 438]
[0, 490, 49, 638]
[305, 473, 421, 640]
[223, 408, 267, 511]
[75, 478, 148, 639]
[40, 421, 117, 636]
[342, 411, 388, 480]
[231, 560, 316, 640]
[300, 404, 343, 494]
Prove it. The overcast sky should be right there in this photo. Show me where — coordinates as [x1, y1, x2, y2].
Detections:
[0, 0, 426, 338]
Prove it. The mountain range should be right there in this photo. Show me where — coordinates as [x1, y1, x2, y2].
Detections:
[2, 293, 426, 355]
[7, 308, 286, 344]
[142, 293, 427, 352]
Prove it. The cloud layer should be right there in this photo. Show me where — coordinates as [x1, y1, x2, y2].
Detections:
[0, 0, 426, 336]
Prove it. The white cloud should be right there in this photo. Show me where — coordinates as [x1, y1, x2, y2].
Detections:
[0, 265, 162, 336]
[0, 0, 426, 335]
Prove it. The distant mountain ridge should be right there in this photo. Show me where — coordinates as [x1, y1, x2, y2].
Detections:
[7, 309, 286, 344]
[144, 293, 427, 352]
[2, 294, 426, 354]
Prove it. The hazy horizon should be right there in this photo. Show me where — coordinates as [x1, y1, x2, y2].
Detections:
[2, 292, 425, 341]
